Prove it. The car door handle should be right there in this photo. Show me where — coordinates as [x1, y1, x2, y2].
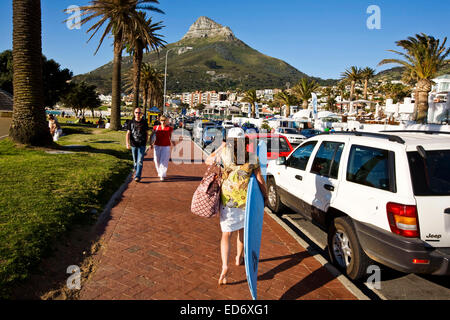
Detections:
[445, 208, 450, 214]
[324, 184, 334, 191]
[295, 175, 303, 181]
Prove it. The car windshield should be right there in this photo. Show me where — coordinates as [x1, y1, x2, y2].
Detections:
[283, 128, 298, 134]
[407, 149, 450, 196]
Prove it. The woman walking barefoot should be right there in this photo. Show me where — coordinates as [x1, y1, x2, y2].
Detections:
[206, 128, 268, 285]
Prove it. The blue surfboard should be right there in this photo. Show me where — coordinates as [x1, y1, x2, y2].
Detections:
[244, 140, 267, 300]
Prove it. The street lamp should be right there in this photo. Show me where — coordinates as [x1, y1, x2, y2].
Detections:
[163, 47, 175, 115]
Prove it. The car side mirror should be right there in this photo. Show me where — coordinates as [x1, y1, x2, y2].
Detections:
[277, 156, 286, 165]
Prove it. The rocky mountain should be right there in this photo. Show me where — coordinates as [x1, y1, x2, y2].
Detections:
[74, 16, 337, 94]
[182, 16, 236, 41]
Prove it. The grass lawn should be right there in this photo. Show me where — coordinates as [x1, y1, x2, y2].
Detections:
[0, 123, 133, 298]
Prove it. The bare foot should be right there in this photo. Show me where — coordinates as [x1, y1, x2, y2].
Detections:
[235, 255, 244, 266]
[218, 267, 228, 285]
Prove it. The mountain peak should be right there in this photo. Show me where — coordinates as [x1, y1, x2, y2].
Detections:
[182, 16, 236, 41]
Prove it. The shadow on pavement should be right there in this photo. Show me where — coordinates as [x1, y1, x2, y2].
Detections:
[280, 264, 336, 300]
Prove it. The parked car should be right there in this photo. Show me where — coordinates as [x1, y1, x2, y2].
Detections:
[275, 127, 307, 145]
[193, 121, 218, 141]
[222, 120, 235, 129]
[184, 120, 195, 131]
[201, 126, 224, 148]
[300, 129, 322, 138]
[246, 133, 293, 160]
[266, 131, 450, 280]
[242, 122, 259, 134]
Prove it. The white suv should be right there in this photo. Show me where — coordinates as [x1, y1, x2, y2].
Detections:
[266, 131, 450, 280]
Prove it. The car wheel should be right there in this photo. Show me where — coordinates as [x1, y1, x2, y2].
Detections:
[267, 177, 285, 215]
[327, 216, 371, 281]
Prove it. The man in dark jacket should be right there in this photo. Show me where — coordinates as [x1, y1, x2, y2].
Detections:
[126, 108, 149, 182]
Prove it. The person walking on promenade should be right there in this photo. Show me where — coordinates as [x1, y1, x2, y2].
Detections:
[150, 115, 176, 181]
[126, 108, 149, 183]
[206, 127, 268, 285]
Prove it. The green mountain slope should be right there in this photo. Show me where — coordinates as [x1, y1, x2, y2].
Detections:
[375, 65, 450, 82]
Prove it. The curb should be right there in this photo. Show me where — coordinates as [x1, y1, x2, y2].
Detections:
[266, 210, 371, 300]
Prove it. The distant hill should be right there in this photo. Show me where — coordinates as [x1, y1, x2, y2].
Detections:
[375, 65, 450, 82]
[74, 16, 337, 94]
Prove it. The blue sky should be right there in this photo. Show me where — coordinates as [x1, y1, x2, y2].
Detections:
[0, 0, 449, 80]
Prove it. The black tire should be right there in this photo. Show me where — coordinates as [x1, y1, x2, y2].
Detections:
[267, 177, 286, 215]
[327, 216, 371, 281]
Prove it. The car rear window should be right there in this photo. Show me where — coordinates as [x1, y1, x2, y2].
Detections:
[347, 145, 396, 192]
[407, 149, 450, 196]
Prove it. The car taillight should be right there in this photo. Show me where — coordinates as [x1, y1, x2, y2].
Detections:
[386, 202, 420, 238]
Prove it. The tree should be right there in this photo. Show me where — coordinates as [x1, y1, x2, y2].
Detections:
[68, 0, 164, 131]
[0, 50, 14, 94]
[125, 11, 165, 109]
[361, 67, 376, 100]
[292, 78, 320, 110]
[379, 82, 412, 104]
[274, 90, 297, 117]
[379, 33, 450, 123]
[341, 66, 363, 101]
[9, 0, 52, 146]
[241, 89, 260, 118]
[0, 50, 73, 108]
[60, 82, 101, 117]
[139, 63, 163, 114]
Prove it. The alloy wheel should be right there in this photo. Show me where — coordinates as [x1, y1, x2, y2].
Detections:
[332, 230, 352, 268]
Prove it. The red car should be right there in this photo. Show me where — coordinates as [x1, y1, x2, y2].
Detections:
[245, 133, 294, 160]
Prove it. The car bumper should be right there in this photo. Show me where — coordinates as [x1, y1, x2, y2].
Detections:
[354, 220, 450, 275]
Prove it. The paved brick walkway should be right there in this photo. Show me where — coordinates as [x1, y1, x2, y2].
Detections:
[79, 140, 358, 300]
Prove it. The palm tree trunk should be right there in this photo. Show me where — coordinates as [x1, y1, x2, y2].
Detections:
[364, 79, 368, 100]
[251, 103, 256, 118]
[132, 45, 143, 109]
[285, 105, 291, 117]
[302, 100, 308, 110]
[110, 33, 123, 131]
[142, 84, 148, 116]
[9, 0, 52, 146]
[415, 79, 432, 124]
[350, 81, 355, 101]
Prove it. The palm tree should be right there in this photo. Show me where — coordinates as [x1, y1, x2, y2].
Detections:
[125, 11, 165, 109]
[361, 67, 376, 100]
[274, 90, 297, 117]
[140, 63, 163, 113]
[291, 78, 320, 110]
[341, 66, 363, 101]
[67, 0, 164, 131]
[379, 33, 450, 123]
[9, 0, 52, 146]
[242, 89, 260, 118]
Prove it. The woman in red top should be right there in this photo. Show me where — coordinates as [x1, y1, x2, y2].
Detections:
[150, 116, 174, 181]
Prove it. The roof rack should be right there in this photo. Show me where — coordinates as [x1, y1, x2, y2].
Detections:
[320, 131, 405, 144]
[380, 130, 450, 135]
